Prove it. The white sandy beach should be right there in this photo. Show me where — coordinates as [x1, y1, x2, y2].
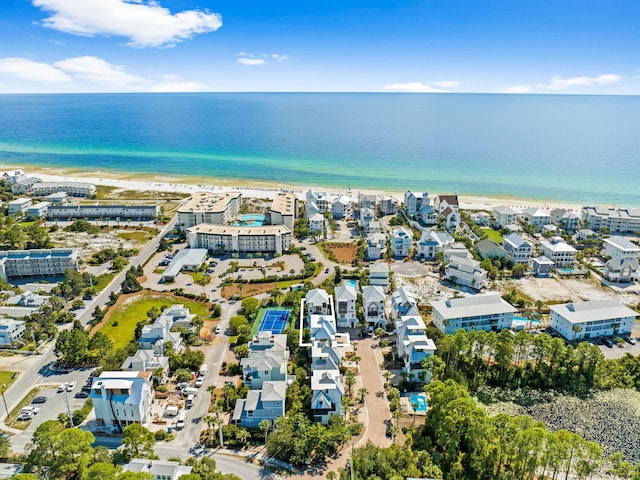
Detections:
[1, 164, 583, 213]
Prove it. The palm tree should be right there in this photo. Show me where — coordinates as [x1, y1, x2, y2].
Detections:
[259, 419, 270, 446]
[235, 428, 251, 447]
[344, 370, 356, 395]
[358, 387, 368, 404]
[327, 471, 337, 480]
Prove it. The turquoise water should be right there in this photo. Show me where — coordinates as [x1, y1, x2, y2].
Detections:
[347, 279, 358, 289]
[410, 394, 427, 412]
[1, 93, 640, 205]
[513, 316, 541, 324]
[234, 214, 265, 227]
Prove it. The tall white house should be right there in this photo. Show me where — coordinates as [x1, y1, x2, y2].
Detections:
[391, 227, 413, 257]
[539, 237, 577, 267]
[602, 236, 640, 260]
[90, 371, 152, 430]
[444, 257, 487, 290]
[431, 295, 516, 334]
[493, 206, 518, 228]
[550, 298, 637, 340]
[503, 233, 532, 265]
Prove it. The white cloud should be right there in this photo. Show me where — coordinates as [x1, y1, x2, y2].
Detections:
[0, 55, 206, 92]
[237, 57, 265, 66]
[381, 82, 446, 93]
[237, 52, 287, 66]
[0, 57, 70, 83]
[148, 75, 207, 92]
[430, 80, 461, 88]
[54, 56, 147, 88]
[32, 0, 222, 48]
[542, 73, 621, 91]
[498, 84, 533, 94]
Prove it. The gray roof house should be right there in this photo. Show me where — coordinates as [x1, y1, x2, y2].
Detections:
[232, 380, 287, 428]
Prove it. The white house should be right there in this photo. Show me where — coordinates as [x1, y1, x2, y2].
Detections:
[0, 318, 26, 345]
[523, 208, 551, 230]
[550, 208, 580, 232]
[539, 237, 577, 267]
[405, 191, 429, 216]
[433, 194, 460, 229]
[417, 230, 454, 260]
[7, 198, 31, 216]
[161, 248, 207, 283]
[390, 287, 418, 321]
[232, 381, 287, 428]
[90, 371, 152, 430]
[603, 236, 640, 260]
[311, 370, 344, 424]
[334, 285, 358, 328]
[443, 243, 473, 261]
[306, 289, 332, 316]
[493, 206, 518, 228]
[431, 295, 517, 334]
[308, 213, 325, 233]
[604, 258, 638, 283]
[331, 195, 352, 219]
[359, 207, 376, 231]
[379, 196, 398, 216]
[532, 256, 554, 277]
[502, 233, 532, 265]
[306, 189, 329, 213]
[419, 204, 439, 226]
[369, 262, 389, 290]
[366, 232, 387, 260]
[124, 459, 192, 480]
[138, 316, 182, 355]
[550, 298, 637, 340]
[121, 350, 169, 383]
[444, 257, 487, 290]
[362, 285, 387, 329]
[395, 315, 436, 381]
[391, 227, 413, 257]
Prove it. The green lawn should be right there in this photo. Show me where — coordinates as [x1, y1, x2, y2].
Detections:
[94, 272, 117, 292]
[97, 293, 212, 350]
[186, 271, 212, 285]
[0, 371, 18, 390]
[481, 228, 504, 244]
[117, 230, 154, 244]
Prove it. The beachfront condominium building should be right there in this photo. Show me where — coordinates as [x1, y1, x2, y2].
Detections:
[7, 198, 31, 216]
[431, 295, 517, 334]
[177, 191, 242, 228]
[31, 181, 96, 197]
[602, 236, 640, 260]
[550, 298, 637, 340]
[48, 205, 159, 221]
[539, 237, 577, 267]
[269, 192, 297, 230]
[492, 206, 518, 228]
[186, 224, 292, 255]
[0, 249, 79, 282]
[503, 233, 533, 264]
[444, 257, 488, 290]
[581, 206, 640, 234]
[90, 371, 152, 430]
[391, 227, 413, 257]
[26, 202, 50, 219]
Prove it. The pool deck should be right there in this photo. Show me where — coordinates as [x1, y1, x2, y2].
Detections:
[400, 392, 428, 416]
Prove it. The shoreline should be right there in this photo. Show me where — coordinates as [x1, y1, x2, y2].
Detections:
[1, 162, 583, 212]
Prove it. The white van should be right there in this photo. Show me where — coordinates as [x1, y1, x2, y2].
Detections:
[186, 394, 194, 409]
[176, 411, 186, 429]
[165, 405, 179, 417]
[182, 387, 198, 397]
[199, 364, 208, 376]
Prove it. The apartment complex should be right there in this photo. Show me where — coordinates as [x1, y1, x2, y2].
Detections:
[269, 192, 298, 230]
[177, 191, 242, 228]
[187, 224, 292, 255]
[431, 295, 516, 334]
[48, 205, 159, 220]
[0, 249, 79, 282]
[581, 206, 640, 234]
[550, 298, 637, 340]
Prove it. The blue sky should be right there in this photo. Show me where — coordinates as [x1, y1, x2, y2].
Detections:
[0, 0, 639, 93]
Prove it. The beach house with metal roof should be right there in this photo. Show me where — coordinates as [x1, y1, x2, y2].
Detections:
[550, 298, 637, 340]
[431, 294, 516, 334]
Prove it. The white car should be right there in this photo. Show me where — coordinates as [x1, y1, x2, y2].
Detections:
[195, 376, 204, 388]
[17, 411, 35, 421]
[66, 381, 77, 392]
[21, 406, 40, 415]
[214, 326, 221, 334]
[57, 382, 68, 393]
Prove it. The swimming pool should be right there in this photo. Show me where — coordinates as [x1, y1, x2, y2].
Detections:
[409, 394, 427, 412]
[234, 214, 265, 227]
[346, 279, 358, 289]
[512, 316, 541, 330]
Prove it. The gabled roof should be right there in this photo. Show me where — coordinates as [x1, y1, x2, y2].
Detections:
[311, 391, 334, 409]
[476, 238, 509, 258]
[523, 207, 550, 217]
[392, 287, 416, 308]
[362, 285, 386, 303]
[369, 262, 389, 274]
[307, 288, 329, 304]
[436, 194, 459, 206]
[604, 236, 640, 252]
[431, 294, 516, 319]
[261, 381, 287, 401]
[605, 257, 639, 272]
[549, 298, 637, 323]
[493, 205, 517, 215]
[503, 233, 531, 249]
[533, 255, 555, 265]
[334, 285, 357, 301]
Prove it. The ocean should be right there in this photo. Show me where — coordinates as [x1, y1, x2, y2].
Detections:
[0, 92, 639, 206]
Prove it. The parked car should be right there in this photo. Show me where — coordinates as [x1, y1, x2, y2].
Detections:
[195, 376, 204, 388]
[67, 381, 77, 392]
[623, 336, 637, 345]
[17, 411, 34, 421]
[214, 326, 221, 334]
[57, 382, 68, 393]
[32, 396, 48, 404]
[75, 391, 89, 399]
[602, 338, 615, 348]
[20, 406, 40, 415]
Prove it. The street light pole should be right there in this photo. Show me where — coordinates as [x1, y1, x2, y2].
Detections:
[1, 384, 9, 420]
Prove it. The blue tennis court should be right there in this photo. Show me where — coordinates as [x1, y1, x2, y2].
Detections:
[257, 309, 290, 334]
